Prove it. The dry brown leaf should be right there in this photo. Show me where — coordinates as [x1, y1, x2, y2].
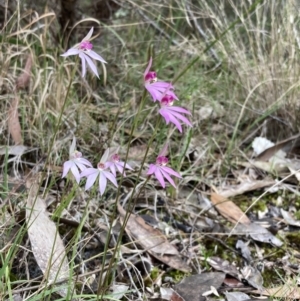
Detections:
[245, 160, 289, 173]
[253, 283, 300, 299]
[210, 193, 251, 225]
[8, 95, 22, 145]
[255, 134, 300, 162]
[219, 180, 275, 198]
[127, 144, 154, 161]
[118, 204, 178, 255]
[8, 55, 32, 145]
[26, 178, 73, 298]
[118, 204, 191, 273]
[16, 55, 32, 90]
[231, 223, 283, 247]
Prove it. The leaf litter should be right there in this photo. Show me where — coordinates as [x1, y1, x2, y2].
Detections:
[118, 203, 191, 273]
[26, 176, 73, 298]
[4, 119, 300, 300]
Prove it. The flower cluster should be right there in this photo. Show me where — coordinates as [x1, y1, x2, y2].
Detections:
[61, 27, 106, 78]
[62, 138, 132, 195]
[147, 144, 181, 188]
[143, 58, 192, 133]
[61, 27, 193, 192]
[143, 57, 192, 187]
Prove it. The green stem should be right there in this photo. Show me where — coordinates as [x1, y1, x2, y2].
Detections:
[98, 118, 162, 299]
[97, 89, 148, 297]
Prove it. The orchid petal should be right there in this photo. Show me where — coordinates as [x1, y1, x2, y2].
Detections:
[144, 57, 153, 78]
[109, 164, 117, 177]
[160, 168, 177, 188]
[161, 166, 181, 178]
[75, 161, 88, 172]
[147, 164, 157, 175]
[158, 144, 168, 157]
[62, 160, 73, 178]
[70, 137, 76, 156]
[99, 172, 108, 195]
[61, 48, 80, 57]
[169, 110, 192, 127]
[168, 106, 191, 115]
[79, 53, 87, 77]
[115, 163, 124, 174]
[103, 171, 118, 187]
[151, 82, 174, 89]
[70, 164, 80, 183]
[83, 27, 94, 41]
[77, 157, 93, 167]
[87, 50, 107, 63]
[101, 148, 110, 163]
[84, 53, 99, 77]
[165, 112, 183, 132]
[145, 85, 160, 102]
[81, 168, 98, 177]
[154, 168, 166, 188]
[124, 162, 133, 170]
[84, 170, 99, 190]
[160, 109, 181, 130]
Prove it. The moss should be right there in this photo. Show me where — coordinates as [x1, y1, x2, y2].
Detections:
[234, 195, 268, 213]
[285, 232, 300, 248]
[150, 266, 160, 281]
[294, 210, 300, 220]
[166, 269, 187, 282]
[262, 267, 283, 287]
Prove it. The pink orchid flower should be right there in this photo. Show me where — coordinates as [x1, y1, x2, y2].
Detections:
[159, 94, 192, 133]
[62, 137, 92, 183]
[80, 149, 118, 195]
[61, 27, 107, 78]
[106, 148, 133, 177]
[144, 57, 178, 102]
[147, 144, 181, 188]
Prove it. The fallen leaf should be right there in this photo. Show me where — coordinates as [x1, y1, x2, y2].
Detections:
[223, 277, 244, 288]
[253, 282, 300, 299]
[255, 134, 300, 162]
[118, 204, 178, 255]
[224, 291, 251, 301]
[8, 95, 22, 145]
[246, 160, 290, 173]
[231, 223, 283, 247]
[160, 287, 176, 300]
[118, 204, 191, 273]
[16, 55, 32, 90]
[211, 193, 251, 224]
[170, 292, 185, 301]
[174, 273, 225, 301]
[8, 55, 32, 145]
[218, 180, 275, 198]
[206, 256, 239, 278]
[110, 284, 129, 300]
[288, 166, 300, 182]
[252, 137, 275, 156]
[281, 209, 300, 227]
[240, 266, 263, 291]
[26, 178, 73, 298]
[0, 145, 28, 156]
[236, 240, 252, 262]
